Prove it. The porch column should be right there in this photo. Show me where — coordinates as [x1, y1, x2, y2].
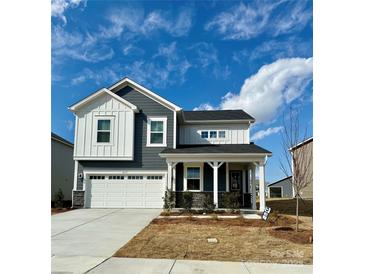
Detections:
[167, 161, 172, 190]
[259, 163, 266, 211]
[251, 166, 256, 210]
[172, 165, 176, 191]
[208, 161, 224, 208]
[213, 162, 219, 207]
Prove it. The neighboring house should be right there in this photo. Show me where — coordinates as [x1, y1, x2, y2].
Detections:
[267, 176, 293, 198]
[290, 137, 313, 199]
[51, 133, 74, 206]
[69, 77, 272, 211]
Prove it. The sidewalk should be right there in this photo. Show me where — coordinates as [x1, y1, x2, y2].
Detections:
[87, 257, 313, 274]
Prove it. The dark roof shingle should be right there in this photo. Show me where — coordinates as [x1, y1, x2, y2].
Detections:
[160, 144, 271, 154]
[182, 110, 255, 121]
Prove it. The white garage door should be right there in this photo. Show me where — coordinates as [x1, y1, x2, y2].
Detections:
[86, 174, 165, 208]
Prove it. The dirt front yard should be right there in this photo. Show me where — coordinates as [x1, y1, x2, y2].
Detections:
[114, 215, 313, 264]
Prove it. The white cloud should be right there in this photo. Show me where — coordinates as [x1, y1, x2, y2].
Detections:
[124, 45, 192, 89]
[70, 67, 119, 86]
[70, 42, 191, 88]
[193, 103, 217, 111]
[51, 0, 87, 25]
[188, 42, 231, 79]
[194, 57, 313, 124]
[205, 1, 311, 40]
[99, 8, 192, 39]
[251, 126, 283, 141]
[233, 37, 312, 64]
[189, 42, 218, 68]
[273, 1, 312, 36]
[65, 120, 74, 131]
[52, 26, 114, 63]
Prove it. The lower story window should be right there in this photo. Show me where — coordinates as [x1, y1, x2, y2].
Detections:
[186, 167, 201, 191]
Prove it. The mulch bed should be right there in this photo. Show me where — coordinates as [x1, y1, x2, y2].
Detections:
[160, 210, 241, 216]
[152, 214, 296, 227]
[268, 227, 313, 245]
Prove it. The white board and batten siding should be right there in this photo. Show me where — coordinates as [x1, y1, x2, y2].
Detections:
[179, 123, 250, 145]
[74, 93, 134, 160]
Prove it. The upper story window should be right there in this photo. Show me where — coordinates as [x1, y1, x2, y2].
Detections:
[97, 120, 111, 143]
[147, 117, 167, 147]
[201, 131, 208, 139]
[209, 131, 217, 138]
[200, 130, 226, 140]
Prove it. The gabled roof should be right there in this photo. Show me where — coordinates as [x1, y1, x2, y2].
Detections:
[69, 88, 138, 112]
[290, 137, 313, 151]
[51, 132, 73, 147]
[160, 144, 271, 155]
[182, 110, 255, 123]
[267, 176, 292, 187]
[108, 77, 182, 112]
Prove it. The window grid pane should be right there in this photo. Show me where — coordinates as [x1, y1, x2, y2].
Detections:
[97, 132, 110, 142]
[201, 131, 208, 138]
[218, 131, 226, 138]
[151, 132, 163, 144]
[97, 120, 110, 130]
[210, 131, 217, 138]
[151, 121, 164, 132]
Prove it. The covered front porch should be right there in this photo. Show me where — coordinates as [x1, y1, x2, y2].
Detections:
[159, 144, 272, 211]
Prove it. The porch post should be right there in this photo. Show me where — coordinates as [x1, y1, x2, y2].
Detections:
[213, 161, 219, 208]
[172, 165, 176, 191]
[251, 166, 257, 210]
[259, 163, 266, 211]
[167, 161, 172, 190]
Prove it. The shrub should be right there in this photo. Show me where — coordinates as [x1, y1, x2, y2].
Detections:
[202, 194, 215, 213]
[54, 188, 64, 208]
[182, 192, 193, 212]
[222, 192, 240, 213]
[162, 189, 175, 212]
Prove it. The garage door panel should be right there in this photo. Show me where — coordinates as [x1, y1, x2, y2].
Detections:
[87, 174, 164, 208]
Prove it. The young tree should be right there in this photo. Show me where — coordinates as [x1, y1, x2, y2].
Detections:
[280, 106, 313, 232]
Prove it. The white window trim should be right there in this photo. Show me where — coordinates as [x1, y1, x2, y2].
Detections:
[199, 130, 227, 141]
[147, 117, 167, 147]
[93, 115, 115, 146]
[183, 163, 204, 192]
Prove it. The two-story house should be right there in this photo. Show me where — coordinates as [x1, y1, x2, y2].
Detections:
[69, 77, 271, 211]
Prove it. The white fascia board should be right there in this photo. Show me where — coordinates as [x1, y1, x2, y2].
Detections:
[183, 119, 254, 124]
[289, 137, 313, 151]
[159, 153, 272, 158]
[108, 78, 182, 112]
[74, 156, 134, 161]
[69, 88, 138, 113]
[83, 169, 167, 175]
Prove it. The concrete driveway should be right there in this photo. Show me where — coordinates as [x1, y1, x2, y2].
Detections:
[51, 208, 161, 273]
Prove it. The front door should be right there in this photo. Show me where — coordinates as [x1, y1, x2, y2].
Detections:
[229, 170, 243, 207]
[229, 170, 242, 192]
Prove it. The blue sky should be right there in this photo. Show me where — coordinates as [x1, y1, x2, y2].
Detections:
[51, 0, 313, 183]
